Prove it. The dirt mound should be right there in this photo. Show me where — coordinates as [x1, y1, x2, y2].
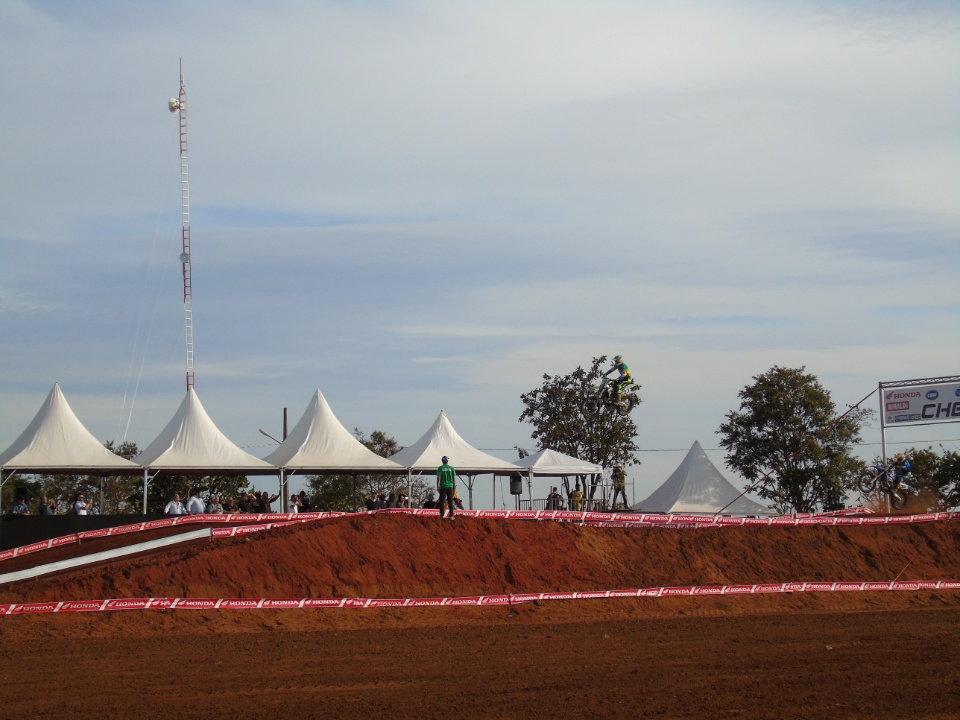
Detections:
[3, 514, 959, 609]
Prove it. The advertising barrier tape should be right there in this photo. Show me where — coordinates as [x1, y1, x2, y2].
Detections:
[3, 580, 959, 616]
[3, 509, 959, 566]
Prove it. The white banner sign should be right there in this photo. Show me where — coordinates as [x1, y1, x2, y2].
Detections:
[883, 381, 960, 426]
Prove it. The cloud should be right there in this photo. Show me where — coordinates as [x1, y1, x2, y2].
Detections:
[0, 1, 957, 503]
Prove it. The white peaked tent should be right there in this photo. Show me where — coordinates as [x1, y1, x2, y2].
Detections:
[389, 411, 521, 474]
[0, 384, 139, 515]
[134, 388, 274, 473]
[389, 411, 521, 509]
[264, 390, 405, 473]
[0, 384, 140, 473]
[634, 440, 771, 515]
[514, 448, 603, 506]
[514, 448, 602, 476]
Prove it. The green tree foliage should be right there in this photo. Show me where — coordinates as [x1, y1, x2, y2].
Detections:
[519, 356, 640, 488]
[876, 447, 960, 510]
[305, 429, 429, 511]
[718, 366, 872, 514]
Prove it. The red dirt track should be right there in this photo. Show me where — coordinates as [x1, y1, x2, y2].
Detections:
[2, 514, 959, 719]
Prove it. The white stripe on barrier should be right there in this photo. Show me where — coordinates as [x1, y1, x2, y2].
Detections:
[0, 529, 212, 586]
[3, 580, 959, 615]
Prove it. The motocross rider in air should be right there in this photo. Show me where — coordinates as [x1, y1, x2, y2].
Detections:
[604, 355, 633, 402]
[891, 452, 912, 490]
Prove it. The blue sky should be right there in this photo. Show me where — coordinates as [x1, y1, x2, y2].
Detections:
[1, 0, 958, 505]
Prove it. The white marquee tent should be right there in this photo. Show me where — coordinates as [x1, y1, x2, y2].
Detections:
[0, 384, 140, 514]
[264, 390, 406, 473]
[389, 411, 522, 508]
[633, 440, 772, 515]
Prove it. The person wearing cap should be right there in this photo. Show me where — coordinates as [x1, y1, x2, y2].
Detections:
[436, 455, 457, 519]
[610, 464, 628, 511]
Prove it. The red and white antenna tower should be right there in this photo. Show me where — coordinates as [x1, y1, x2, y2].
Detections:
[168, 59, 194, 391]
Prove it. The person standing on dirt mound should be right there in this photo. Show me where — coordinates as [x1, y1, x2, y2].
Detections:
[437, 455, 457, 519]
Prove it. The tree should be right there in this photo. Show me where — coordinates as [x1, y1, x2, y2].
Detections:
[519, 356, 640, 498]
[306, 429, 429, 511]
[718, 366, 872, 514]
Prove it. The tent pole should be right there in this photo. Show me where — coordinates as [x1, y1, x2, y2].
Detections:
[279, 469, 285, 513]
[142, 469, 149, 514]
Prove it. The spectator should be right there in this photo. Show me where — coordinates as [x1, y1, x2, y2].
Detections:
[387, 491, 397, 508]
[422, 490, 436, 510]
[73, 493, 93, 516]
[205, 494, 223, 513]
[37, 496, 56, 515]
[223, 497, 238, 513]
[164, 493, 186, 516]
[12, 497, 29, 515]
[546, 487, 563, 511]
[259, 490, 280, 513]
[185, 488, 205, 515]
[569, 485, 585, 511]
[298, 490, 311, 512]
[239, 492, 255, 513]
[610, 465, 628, 511]
[436, 455, 457, 519]
[364, 491, 378, 511]
[289, 494, 300, 513]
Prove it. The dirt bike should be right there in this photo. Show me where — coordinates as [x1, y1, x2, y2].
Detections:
[585, 378, 640, 417]
[856, 463, 914, 510]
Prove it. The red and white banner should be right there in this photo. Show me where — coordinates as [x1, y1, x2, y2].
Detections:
[3, 580, 959, 616]
[3, 509, 959, 566]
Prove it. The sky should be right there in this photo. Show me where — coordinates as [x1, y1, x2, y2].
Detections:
[1, 0, 958, 507]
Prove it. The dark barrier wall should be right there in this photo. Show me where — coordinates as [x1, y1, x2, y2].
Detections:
[0, 514, 167, 552]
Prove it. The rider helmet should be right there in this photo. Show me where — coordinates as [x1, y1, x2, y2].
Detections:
[613, 355, 622, 363]
[895, 453, 905, 462]
[442, 456, 449, 464]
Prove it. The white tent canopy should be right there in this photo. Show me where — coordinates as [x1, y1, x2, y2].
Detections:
[264, 389, 405, 473]
[0, 383, 139, 474]
[634, 440, 771, 515]
[134, 388, 274, 474]
[514, 448, 602, 476]
[389, 411, 521, 474]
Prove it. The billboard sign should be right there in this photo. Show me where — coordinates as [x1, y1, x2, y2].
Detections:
[883, 381, 960, 426]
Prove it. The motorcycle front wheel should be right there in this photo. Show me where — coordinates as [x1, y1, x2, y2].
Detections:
[616, 396, 635, 416]
[584, 399, 600, 416]
[856, 472, 877, 495]
[890, 489, 909, 510]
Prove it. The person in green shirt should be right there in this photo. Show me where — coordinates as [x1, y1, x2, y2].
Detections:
[436, 455, 457, 519]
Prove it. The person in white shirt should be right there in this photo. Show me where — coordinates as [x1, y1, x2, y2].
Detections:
[73, 493, 93, 515]
[164, 493, 186, 516]
[185, 489, 206, 515]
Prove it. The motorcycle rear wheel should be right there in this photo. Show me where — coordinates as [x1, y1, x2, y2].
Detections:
[856, 472, 877, 495]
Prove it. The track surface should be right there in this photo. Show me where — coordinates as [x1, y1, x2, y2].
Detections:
[1, 514, 959, 719]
